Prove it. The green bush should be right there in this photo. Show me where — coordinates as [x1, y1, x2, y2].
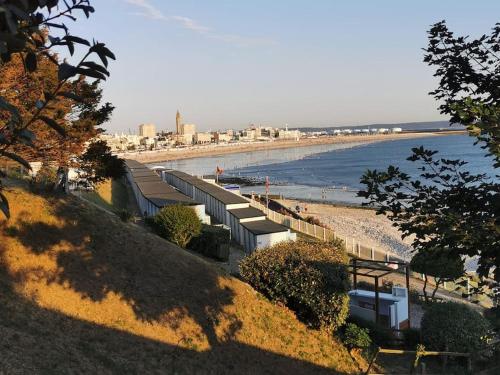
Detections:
[421, 302, 491, 352]
[117, 209, 133, 222]
[188, 224, 230, 261]
[347, 316, 394, 346]
[342, 323, 372, 349]
[240, 240, 350, 332]
[150, 205, 201, 248]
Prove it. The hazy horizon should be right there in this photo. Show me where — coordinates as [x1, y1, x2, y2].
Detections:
[64, 0, 500, 133]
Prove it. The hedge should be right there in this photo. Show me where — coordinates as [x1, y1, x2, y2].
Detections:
[149, 205, 201, 248]
[421, 302, 491, 353]
[239, 240, 350, 332]
[188, 224, 230, 261]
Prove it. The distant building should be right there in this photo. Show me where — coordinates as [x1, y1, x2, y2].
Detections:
[139, 123, 156, 138]
[173, 133, 193, 145]
[214, 132, 232, 143]
[194, 132, 212, 144]
[277, 125, 300, 141]
[391, 127, 403, 133]
[176, 110, 182, 134]
[180, 123, 196, 135]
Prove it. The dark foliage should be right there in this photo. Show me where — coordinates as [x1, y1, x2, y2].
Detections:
[240, 241, 350, 332]
[410, 249, 464, 302]
[359, 146, 499, 284]
[424, 21, 500, 166]
[78, 140, 125, 186]
[0, 1, 115, 218]
[421, 302, 491, 352]
[188, 224, 230, 261]
[150, 205, 202, 248]
[346, 315, 395, 347]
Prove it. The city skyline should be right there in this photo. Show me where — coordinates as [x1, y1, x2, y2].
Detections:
[63, 0, 500, 132]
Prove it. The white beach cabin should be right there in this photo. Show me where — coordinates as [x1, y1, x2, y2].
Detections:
[348, 286, 409, 329]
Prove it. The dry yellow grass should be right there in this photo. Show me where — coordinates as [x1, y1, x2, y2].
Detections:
[0, 181, 362, 374]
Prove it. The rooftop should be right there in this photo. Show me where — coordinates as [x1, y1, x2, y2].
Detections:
[228, 207, 266, 219]
[240, 219, 289, 235]
[164, 170, 249, 205]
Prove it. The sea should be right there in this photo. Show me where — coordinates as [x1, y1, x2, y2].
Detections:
[149, 134, 498, 205]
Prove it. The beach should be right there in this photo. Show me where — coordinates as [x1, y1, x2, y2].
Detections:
[277, 198, 414, 260]
[121, 131, 464, 164]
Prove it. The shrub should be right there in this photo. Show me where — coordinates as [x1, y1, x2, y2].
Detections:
[188, 224, 230, 261]
[151, 205, 202, 248]
[240, 240, 350, 331]
[117, 209, 133, 222]
[421, 302, 491, 352]
[342, 323, 372, 349]
[32, 163, 58, 191]
[403, 328, 421, 349]
[347, 316, 394, 347]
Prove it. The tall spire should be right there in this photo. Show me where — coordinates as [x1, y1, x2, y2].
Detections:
[176, 110, 182, 134]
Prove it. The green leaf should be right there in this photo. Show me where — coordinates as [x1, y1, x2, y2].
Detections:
[58, 63, 77, 81]
[39, 115, 66, 136]
[64, 35, 90, 46]
[25, 51, 37, 72]
[76, 67, 107, 80]
[80, 61, 109, 76]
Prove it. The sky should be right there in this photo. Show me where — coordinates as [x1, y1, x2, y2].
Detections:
[61, 0, 500, 133]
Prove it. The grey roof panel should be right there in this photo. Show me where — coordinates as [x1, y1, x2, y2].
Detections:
[163, 170, 248, 204]
[240, 219, 289, 235]
[228, 207, 266, 219]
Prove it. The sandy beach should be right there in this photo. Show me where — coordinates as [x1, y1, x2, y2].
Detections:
[277, 198, 414, 260]
[121, 130, 465, 164]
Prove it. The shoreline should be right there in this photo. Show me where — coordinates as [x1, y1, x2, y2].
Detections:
[121, 130, 465, 164]
[276, 198, 414, 260]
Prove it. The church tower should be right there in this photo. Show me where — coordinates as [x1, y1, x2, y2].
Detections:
[176, 110, 182, 134]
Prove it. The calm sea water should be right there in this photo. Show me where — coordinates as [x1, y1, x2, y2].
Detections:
[150, 134, 497, 205]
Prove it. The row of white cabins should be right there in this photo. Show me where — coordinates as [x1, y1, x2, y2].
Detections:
[124, 159, 409, 331]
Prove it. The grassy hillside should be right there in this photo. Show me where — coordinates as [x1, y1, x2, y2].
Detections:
[0, 181, 361, 374]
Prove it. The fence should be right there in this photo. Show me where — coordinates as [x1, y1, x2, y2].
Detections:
[248, 197, 401, 262]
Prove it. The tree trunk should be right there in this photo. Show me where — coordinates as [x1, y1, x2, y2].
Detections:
[423, 275, 429, 303]
[431, 278, 441, 300]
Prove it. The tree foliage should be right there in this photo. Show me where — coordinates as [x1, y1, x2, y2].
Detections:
[410, 248, 464, 302]
[424, 20, 500, 166]
[240, 241, 350, 332]
[150, 205, 202, 248]
[77, 140, 124, 186]
[359, 22, 500, 287]
[0, 0, 115, 218]
[421, 302, 491, 353]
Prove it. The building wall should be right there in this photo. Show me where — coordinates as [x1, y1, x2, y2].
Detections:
[139, 123, 156, 138]
[180, 123, 196, 135]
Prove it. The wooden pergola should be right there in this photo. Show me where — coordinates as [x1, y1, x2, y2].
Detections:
[348, 258, 411, 329]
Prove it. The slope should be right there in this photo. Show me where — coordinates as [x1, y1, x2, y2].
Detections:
[0, 181, 360, 374]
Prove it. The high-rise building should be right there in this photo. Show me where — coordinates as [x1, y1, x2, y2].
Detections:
[139, 123, 156, 138]
[180, 123, 196, 135]
[176, 110, 182, 134]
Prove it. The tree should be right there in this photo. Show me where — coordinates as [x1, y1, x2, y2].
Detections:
[424, 21, 500, 166]
[0, 1, 115, 218]
[78, 140, 125, 186]
[0, 52, 114, 166]
[410, 249, 465, 302]
[359, 22, 500, 287]
[151, 205, 202, 248]
[421, 302, 491, 352]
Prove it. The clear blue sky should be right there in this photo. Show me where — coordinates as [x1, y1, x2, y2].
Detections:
[65, 0, 500, 133]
